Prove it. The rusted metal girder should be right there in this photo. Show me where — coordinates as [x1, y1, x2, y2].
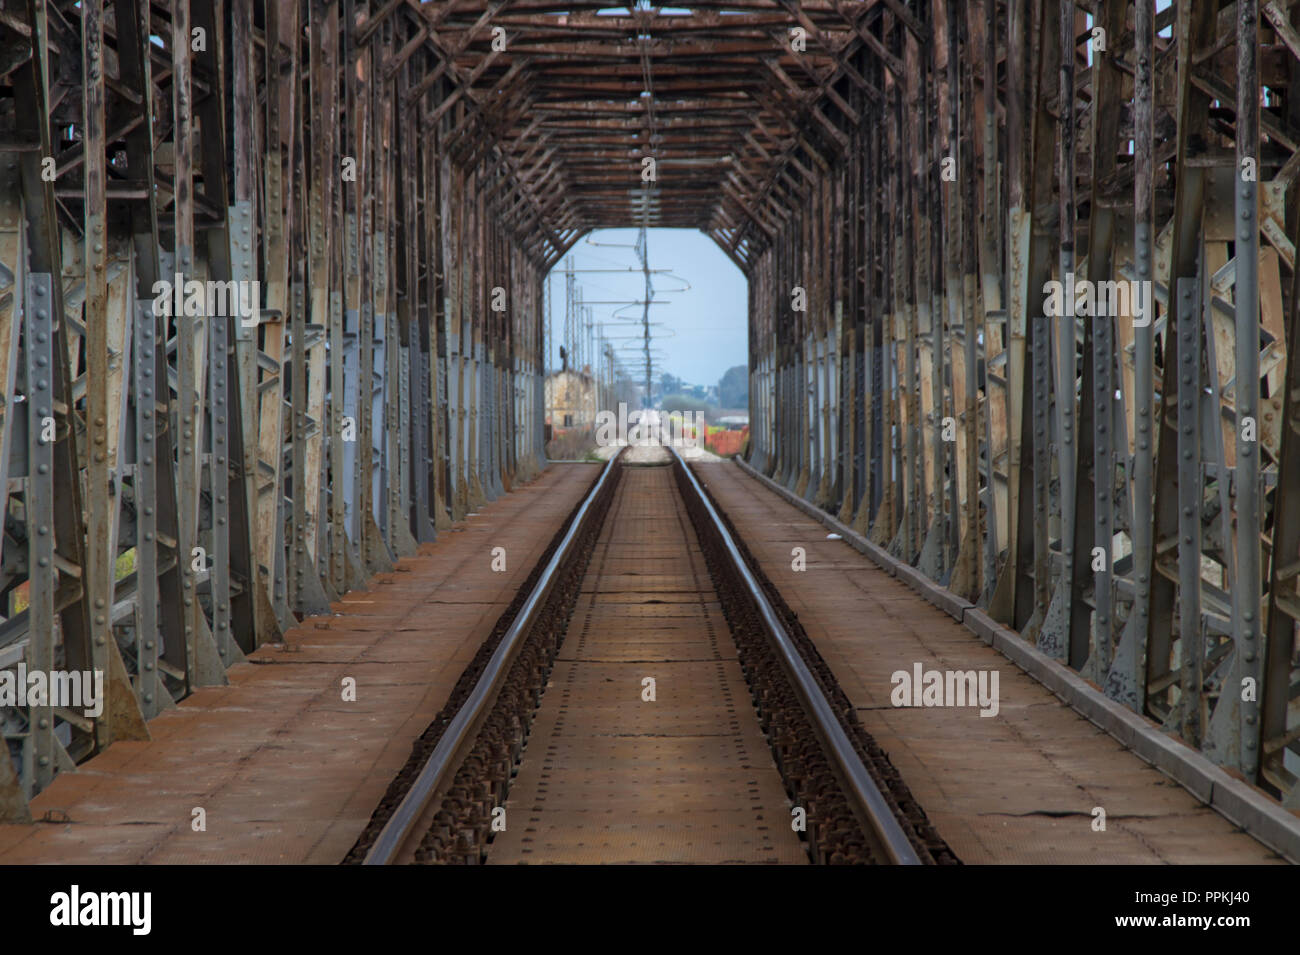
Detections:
[744, 0, 1300, 810]
[1, 0, 1299, 826]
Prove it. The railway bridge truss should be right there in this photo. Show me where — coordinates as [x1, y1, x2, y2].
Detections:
[1, 0, 1300, 831]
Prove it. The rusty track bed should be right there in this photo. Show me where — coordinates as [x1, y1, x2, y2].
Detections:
[343, 458, 619, 864]
[677, 453, 958, 865]
[485, 461, 807, 863]
[350, 453, 951, 864]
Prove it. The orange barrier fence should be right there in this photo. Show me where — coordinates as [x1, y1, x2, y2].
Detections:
[704, 426, 748, 457]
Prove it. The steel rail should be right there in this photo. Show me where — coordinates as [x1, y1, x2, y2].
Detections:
[670, 448, 923, 865]
[362, 455, 619, 864]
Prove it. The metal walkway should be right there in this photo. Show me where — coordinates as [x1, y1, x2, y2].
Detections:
[699, 460, 1288, 863]
[0, 465, 595, 863]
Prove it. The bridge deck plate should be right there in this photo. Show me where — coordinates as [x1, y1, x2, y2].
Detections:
[696, 461, 1285, 865]
[0, 465, 600, 864]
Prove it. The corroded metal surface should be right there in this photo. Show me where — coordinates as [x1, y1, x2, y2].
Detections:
[0, 466, 596, 863]
[699, 460, 1286, 864]
[354, 459, 948, 864]
[345, 461, 616, 863]
[677, 454, 953, 863]
[487, 465, 807, 863]
[4, 0, 1299, 838]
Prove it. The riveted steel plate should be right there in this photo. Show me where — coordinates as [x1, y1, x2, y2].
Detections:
[486, 467, 807, 865]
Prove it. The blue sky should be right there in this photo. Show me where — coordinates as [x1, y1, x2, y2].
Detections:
[544, 228, 748, 389]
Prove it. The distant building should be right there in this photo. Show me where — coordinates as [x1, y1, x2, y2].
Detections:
[716, 415, 749, 431]
[546, 367, 596, 429]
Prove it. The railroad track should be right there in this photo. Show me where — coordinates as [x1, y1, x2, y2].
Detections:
[345, 450, 955, 865]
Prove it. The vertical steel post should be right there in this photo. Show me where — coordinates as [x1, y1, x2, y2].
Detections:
[25, 272, 56, 790]
[1235, 0, 1263, 778]
[83, 0, 114, 746]
[1056, 0, 1076, 599]
[134, 299, 163, 717]
[1113, 0, 1156, 710]
[1176, 277, 1204, 744]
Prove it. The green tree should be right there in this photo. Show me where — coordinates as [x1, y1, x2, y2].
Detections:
[718, 364, 748, 409]
[662, 393, 712, 415]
